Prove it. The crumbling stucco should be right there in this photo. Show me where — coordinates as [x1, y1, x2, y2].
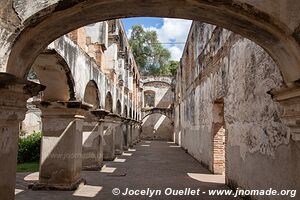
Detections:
[175, 22, 299, 199]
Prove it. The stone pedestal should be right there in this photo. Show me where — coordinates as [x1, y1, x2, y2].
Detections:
[103, 122, 116, 161]
[82, 121, 103, 170]
[131, 123, 140, 145]
[0, 73, 44, 200]
[115, 124, 124, 155]
[0, 97, 27, 200]
[128, 124, 134, 148]
[32, 102, 88, 190]
[122, 123, 129, 150]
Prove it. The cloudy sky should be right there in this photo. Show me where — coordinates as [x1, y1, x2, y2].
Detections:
[122, 17, 192, 61]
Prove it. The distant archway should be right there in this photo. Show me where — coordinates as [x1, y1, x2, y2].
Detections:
[141, 108, 173, 123]
[144, 90, 156, 108]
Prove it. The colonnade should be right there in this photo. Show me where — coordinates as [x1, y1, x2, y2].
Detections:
[0, 75, 141, 199]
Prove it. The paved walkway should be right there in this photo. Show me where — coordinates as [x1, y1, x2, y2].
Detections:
[16, 141, 240, 200]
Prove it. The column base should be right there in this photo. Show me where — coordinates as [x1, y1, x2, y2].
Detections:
[82, 163, 103, 171]
[115, 149, 123, 155]
[29, 178, 86, 191]
[123, 146, 129, 151]
[103, 156, 116, 161]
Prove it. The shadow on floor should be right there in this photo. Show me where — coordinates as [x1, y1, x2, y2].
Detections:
[15, 141, 240, 200]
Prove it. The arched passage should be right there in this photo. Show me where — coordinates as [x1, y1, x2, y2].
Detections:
[211, 99, 226, 175]
[83, 80, 100, 109]
[141, 113, 174, 141]
[2, 0, 300, 85]
[105, 92, 113, 112]
[32, 49, 75, 101]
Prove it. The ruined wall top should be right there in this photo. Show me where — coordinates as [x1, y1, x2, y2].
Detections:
[141, 76, 174, 87]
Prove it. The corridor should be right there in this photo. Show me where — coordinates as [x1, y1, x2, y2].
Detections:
[15, 141, 238, 200]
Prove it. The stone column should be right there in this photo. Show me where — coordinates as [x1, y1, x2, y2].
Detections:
[132, 123, 140, 144]
[32, 102, 89, 190]
[138, 123, 141, 142]
[114, 123, 124, 155]
[122, 120, 130, 150]
[0, 73, 44, 200]
[103, 121, 116, 161]
[0, 109, 24, 200]
[82, 120, 103, 170]
[128, 122, 133, 147]
[83, 110, 109, 169]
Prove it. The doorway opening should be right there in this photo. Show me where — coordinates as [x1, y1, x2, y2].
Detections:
[212, 99, 226, 175]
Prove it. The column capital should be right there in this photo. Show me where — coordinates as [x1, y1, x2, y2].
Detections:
[271, 85, 300, 141]
[34, 101, 91, 119]
[91, 109, 109, 120]
[103, 113, 123, 124]
[0, 73, 45, 122]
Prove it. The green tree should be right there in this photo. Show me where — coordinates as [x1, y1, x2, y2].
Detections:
[129, 25, 178, 76]
[162, 60, 179, 76]
[27, 68, 37, 80]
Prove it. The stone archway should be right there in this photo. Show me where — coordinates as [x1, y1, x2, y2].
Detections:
[32, 49, 76, 101]
[21, 49, 76, 134]
[1, 0, 300, 85]
[141, 108, 174, 123]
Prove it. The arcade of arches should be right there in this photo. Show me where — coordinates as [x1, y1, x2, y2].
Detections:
[0, 1, 300, 200]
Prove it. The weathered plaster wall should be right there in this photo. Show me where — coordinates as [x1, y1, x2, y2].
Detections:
[22, 20, 141, 134]
[175, 22, 299, 199]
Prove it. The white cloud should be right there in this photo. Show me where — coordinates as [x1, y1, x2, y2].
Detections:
[126, 29, 132, 38]
[147, 18, 192, 61]
[169, 46, 183, 61]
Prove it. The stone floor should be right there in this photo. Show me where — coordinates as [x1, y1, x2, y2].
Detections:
[15, 141, 240, 200]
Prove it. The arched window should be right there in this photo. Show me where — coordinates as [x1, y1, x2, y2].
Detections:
[144, 90, 155, 107]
